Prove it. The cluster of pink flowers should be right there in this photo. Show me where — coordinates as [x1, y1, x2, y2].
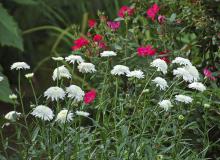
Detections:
[203, 67, 216, 81]
[146, 3, 160, 21]
[88, 19, 97, 28]
[118, 6, 134, 18]
[107, 21, 120, 31]
[137, 45, 156, 57]
[93, 34, 106, 49]
[71, 37, 89, 51]
[84, 89, 96, 104]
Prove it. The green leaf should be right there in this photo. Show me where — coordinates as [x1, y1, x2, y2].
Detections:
[0, 3, 23, 51]
[0, 72, 13, 104]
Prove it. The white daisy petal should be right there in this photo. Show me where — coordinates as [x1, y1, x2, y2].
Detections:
[56, 109, 73, 123]
[188, 82, 206, 92]
[5, 111, 21, 122]
[152, 77, 168, 90]
[127, 70, 144, 79]
[78, 62, 96, 73]
[100, 51, 117, 57]
[184, 65, 200, 82]
[76, 111, 90, 117]
[66, 85, 85, 102]
[44, 86, 65, 101]
[11, 62, 30, 70]
[65, 55, 84, 64]
[111, 65, 130, 76]
[151, 59, 168, 74]
[25, 73, 34, 79]
[172, 57, 192, 66]
[31, 105, 54, 121]
[52, 65, 71, 81]
[175, 95, 193, 104]
[0, 76, 3, 82]
[173, 67, 193, 82]
[158, 100, 173, 111]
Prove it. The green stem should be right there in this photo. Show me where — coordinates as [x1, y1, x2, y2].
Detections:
[23, 25, 74, 39]
[114, 77, 119, 108]
[136, 71, 157, 103]
[29, 80, 38, 105]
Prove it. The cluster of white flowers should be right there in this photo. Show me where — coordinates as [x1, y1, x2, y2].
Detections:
[11, 62, 30, 70]
[127, 70, 144, 79]
[65, 55, 84, 64]
[173, 66, 199, 82]
[188, 82, 206, 92]
[152, 77, 168, 90]
[66, 85, 85, 102]
[44, 86, 65, 101]
[111, 65, 130, 76]
[111, 65, 144, 79]
[175, 95, 193, 104]
[150, 59, 168, 74]
[52, 65, 71, 81]
[158, 100, 173, 111]
[56, 109, 73, 123]
[31, 105, 90, 122]
[100, 51, 117, 57]
[31, 105, 54, 121]
[172, 57, 192, 66]
[172, 57, 200, 83]
[78, 62, 96, 73]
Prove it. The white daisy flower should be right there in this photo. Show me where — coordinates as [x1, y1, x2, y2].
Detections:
[44, 86, 65, 101]
[184, 65, 200, 82]
[150, 59, 168, 74]
[152, 77, 168, 90]
[76, 111, 90, 117]
[173, 67, 193, 82]
[66, 85, 85, 102]
[52, 65, 71, 81]
[56, 109, 73, 123]
[100, 51, 117, 57]
[78, 62, 96, 73]
[172, 57, 192, 66]
[175, 95, 193, 104]
[25, 73, 34, 79]
[65, 55, 84, 64]
[5, 111, 21, 122]
[31, 105, 54, 121]
[111, 65, 130, 76]
[52, 57, 64, 61]
[11, 62, 30, 70]
[127, 70, 144, 79]
[188, 82, 206, 92]
[158, 100, 173, 111]
[9, 94, 17, 100]
[0, 76, 3, 82]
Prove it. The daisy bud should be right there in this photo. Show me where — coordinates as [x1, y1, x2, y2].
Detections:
[25, 73, 34, 79]
[203, 103, 210, 108]
[178, 115, 185, 120]
[9, 94, 17, 100]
